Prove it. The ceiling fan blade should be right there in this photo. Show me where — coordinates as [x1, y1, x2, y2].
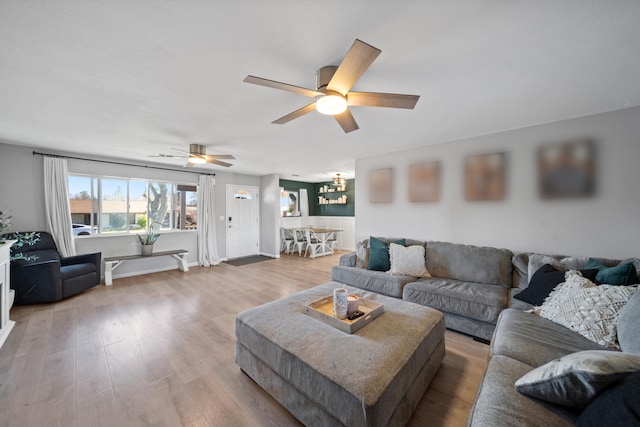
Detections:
[347, 92, 420, 109]
[170, 147, 191, 155]
[148, 154, 187, 158]
[208, 159, 233, 168]
[334, 109, 359, 133]
[244, 75, 323, 98]
[272, 102, 317, 124]
[204, 154, 235, 160]
[326, 39, 381, 96]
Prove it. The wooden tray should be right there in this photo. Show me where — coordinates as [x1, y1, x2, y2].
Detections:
[304, 295, 384, 334]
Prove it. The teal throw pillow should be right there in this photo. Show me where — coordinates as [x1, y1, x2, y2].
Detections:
[584, 259, 638, 286]
[367, 237, 405, 272]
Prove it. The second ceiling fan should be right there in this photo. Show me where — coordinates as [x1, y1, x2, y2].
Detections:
[244, 39, 420, 133]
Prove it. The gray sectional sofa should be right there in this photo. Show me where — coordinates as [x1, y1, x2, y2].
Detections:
[331, 238, 640, 426]
[332, 238, 515, 341]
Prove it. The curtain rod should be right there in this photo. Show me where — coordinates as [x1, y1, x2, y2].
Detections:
[32, 151, 215, 176]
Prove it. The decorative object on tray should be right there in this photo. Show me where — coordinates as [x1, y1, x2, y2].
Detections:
[305, 294, 384, 334]
[137, 229, 159, 256]
[347, 294, 359, 314]
[333, 287, 348, 319]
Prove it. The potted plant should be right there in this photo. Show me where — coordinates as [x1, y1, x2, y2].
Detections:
[0, 209, 12, 244]
[137, 229, 159, 256]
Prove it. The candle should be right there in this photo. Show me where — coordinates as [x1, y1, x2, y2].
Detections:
[347, 294, 359, 314]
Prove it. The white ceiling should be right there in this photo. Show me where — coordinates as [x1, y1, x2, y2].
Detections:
[1, 1, 640, 182]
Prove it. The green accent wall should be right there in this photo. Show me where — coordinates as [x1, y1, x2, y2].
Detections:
[279, 178, 355, 217]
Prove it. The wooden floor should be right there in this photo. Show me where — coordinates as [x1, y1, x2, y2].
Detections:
[0, 252, 489, 427]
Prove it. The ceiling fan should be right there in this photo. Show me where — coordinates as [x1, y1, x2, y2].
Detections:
[149, 144, 235, 167]
[244, 39, 420, 133]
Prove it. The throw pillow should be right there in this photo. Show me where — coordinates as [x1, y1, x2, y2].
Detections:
[367, 237, 405, 272]
[388, 243, 431, 277]
[515, 350, 640, 408]
[355, 241, 370, 269]
[514, 264, 598, 306]
[536, 271, 637, 348]
[527, 254, 589, 283]
[584, 258, 638, 286]
[577, 370, 640, 426]
[617, 290, 640, 354]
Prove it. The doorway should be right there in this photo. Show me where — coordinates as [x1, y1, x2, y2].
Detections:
[226, 185, 260, 259]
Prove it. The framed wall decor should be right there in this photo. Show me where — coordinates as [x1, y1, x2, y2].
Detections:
[409, 161, 441, 202]
[369, 168, 393, 203]
[464, 152, 506, 201]
[537, 139, 595, 199]
[280, 190, 300, 216]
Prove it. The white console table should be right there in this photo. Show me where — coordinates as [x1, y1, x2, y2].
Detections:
[0, 240, 16, 349]
[104, 249, 189, 286]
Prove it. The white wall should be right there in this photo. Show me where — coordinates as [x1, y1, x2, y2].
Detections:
[260, 173, 280, 257]
[0, 142, 263, 277]
[355, 106, 640, 260]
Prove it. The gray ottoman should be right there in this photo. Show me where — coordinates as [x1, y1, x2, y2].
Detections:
[235, 281, 446, 427]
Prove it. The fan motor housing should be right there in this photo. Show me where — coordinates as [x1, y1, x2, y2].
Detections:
[189, 144, 206, 156]
[316, 65, 338, 92]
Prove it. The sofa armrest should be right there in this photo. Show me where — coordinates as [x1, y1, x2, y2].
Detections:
[339, 252, 357, 267]
[62, 252, 101, 268]
[10, 260, 63, 303]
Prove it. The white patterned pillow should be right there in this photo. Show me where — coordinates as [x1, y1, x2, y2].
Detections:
[389, 243, 431, 277]
[537, 270, 637, 348]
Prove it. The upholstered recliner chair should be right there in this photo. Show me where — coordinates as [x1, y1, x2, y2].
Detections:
[2, 231, 101, 304]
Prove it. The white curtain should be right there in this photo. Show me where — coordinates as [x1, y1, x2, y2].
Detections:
[43, 157, 76, 257]
[197, 175, 221, 266]
[300, 188, 309, 216]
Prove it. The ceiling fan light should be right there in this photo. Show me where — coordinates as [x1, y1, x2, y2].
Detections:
[316, 94, 347, 115]
[189, 157, 206, 164]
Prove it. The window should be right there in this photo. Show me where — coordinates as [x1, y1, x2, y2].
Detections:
[68, 175, 198, 235]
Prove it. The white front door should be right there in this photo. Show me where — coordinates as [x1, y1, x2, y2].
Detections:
[226, 185, 260, 259]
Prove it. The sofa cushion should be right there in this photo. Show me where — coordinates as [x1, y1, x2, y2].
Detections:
[355, 241, 370, 269]
[527, 254, 589, 283]
[577, 370, 640, 427]
[331, 265, 415, 298]
[512, 252, 530, 289]
[584, 258, 638, 286]
[339, 252, 357, 267]
[514, 264, 598, 306]
[467, 355, 577, 427]
[618, 290, 640, 354]
[426, 241, 513, 288]
[537, 272, 637, 348]
[60, 262, 97, 281]
[490, 309, 611, 367]
[403, 279, 509, 324]
[389, 243, 430, 277]
[515, 350, 640, 409]
[368, 237, 405, 272]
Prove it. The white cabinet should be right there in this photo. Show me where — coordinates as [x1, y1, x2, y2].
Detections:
[0, 240, 16, 349]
